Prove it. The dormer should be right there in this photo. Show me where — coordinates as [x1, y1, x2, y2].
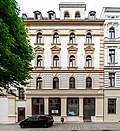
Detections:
[88, 11, 96, 20]
[33, 10, 42, 20]
[22, 13, 27, 19]
[47, 10, 56, 20]
[59, 2, 86, 19]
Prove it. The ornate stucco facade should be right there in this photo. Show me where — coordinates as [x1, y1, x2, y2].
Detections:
[0, 2, 120, 124]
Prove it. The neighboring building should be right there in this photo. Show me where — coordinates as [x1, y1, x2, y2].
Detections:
[22, 2, 104, 123]
[101, 7, 120, 122]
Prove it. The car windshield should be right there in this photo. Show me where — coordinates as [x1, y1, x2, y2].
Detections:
[28, 116, 38, 121]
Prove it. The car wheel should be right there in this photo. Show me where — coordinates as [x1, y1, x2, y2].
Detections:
[20, 124, 26, 128]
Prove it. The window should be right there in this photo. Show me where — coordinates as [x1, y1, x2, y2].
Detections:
[64, 11, 70, 19]
[53, 55, 59, 67]
[86, 55, 92, 67]
[49, 98, 61, 116]
[32, 98, 44, 115]
[75, 12, 80, 19]
[36, 77, 42, 89]
[69, 33, 75, 44]
[86, 32, 92, 44]
[108, 99, 116, 114]
[109, 73, 115, 87]
[109, 49, 115, 64]
[67, 98, 79, 116]
[109, 27, 115, 39]
[69, 77, 75, 89]
[37, 55, 42, 67]
[53, 77, 59, 89]
[18, 88, 25, 100]
[69, 55, 75, 67]
[47, 11, 55, 19]
[53, 33, 59, 44]
[86, 77, 92, 89]
[37, 33, 42, 43]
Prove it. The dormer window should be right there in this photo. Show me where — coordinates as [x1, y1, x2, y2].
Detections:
[47, 10, 56, 20]
[75, 12, 80, 19]
[109, 27, 115, 39]
[64, 11, 70, 19]
[33, 10, 42, 19]
[88, 11, 96, 20]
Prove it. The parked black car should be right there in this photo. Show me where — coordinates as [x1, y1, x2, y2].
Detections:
[19, 114, 54, 128]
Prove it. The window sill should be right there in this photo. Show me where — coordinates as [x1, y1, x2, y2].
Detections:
[67, 67, 78, 70]
[34, 66, 45, 70]
[50, 67, 62, 70]
[51, 43, 61, 46]
[34, 43, 44, 46]
[84, 43, 94, 46]
[84, 67, 94, 70]
[67, 43, 78, 46]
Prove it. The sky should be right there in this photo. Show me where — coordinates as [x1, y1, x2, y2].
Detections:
[16, 0, 120, 18]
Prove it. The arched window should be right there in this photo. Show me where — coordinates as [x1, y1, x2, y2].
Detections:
[53, 55, 59, 67]
[109, 27, 115, 39]
[53, 32, 59, 44]
[69, 33, 75, 44]
[37, 33, 42, 43]
[69, 55, 75, 67]
[86, 32, 92, 44]
[37, 55, 42, 67]
[86, 55, 92, 67]
[86, 77, 92, 89]
[69, 77, 75, 89]
[53, 77, 59, 89]
[36, 77, 42, 89]
[75, 12, 80, 19]
[64, 11, 70, 19]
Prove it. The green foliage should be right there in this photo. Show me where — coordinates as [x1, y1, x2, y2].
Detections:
[0, 0, 34, 96]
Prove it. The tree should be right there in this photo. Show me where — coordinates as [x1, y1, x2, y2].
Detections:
[0, 0, 34, 96]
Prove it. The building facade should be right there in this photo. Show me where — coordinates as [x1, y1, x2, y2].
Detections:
[1, 2, 120, 123]
[22, 2, 104, 123]
[101, 7, 120, 122]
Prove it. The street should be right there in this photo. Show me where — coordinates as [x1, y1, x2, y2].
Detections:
[0, 122, 120, 131]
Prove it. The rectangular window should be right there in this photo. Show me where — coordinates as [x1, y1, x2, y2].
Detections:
[49, 98, 61, 116]
[108, 99, 116, 114]
[67, 98, 79, 116]
[109, 73, 115, 87]
[32, 98, 44, 115]
[109, 49, 115, 64]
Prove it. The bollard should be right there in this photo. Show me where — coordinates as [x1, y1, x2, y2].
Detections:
[61, 117, 64, 123]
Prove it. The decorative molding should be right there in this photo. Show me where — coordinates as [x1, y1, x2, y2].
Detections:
[51, 45, 61, 54]
[67, 45, 78, 54]
[34, 46, 44, 54]
[84, 45, 95, 54]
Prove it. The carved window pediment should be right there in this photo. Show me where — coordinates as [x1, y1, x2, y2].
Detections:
[68, 45, 78, 54]
[84, 45, 94, 54]
[51, 45, 61, 54]
[34, 46, 44, 54]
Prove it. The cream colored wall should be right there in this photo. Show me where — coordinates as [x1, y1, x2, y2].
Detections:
[104, 90, 120, 122]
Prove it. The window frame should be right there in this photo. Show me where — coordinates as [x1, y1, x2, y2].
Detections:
[36, 77, 42, 89]
[109, 73, 115, 87]
[69, 33, 75, 44]
[49, 98, 61, 116]
[109, 49, 115, 64]
[86, 32, 92, 44]
[37, 33, 42, 43]
[69, 77, 75, 89]
[53, 77, 59, 89]
[37, 55, 42, 67]
[53, 55, 59, 67]
[86, 55, 92, 67]
[86, 77, 92, 89]
[64, 11, 70, 19]
[109, 27, 115, 39]
[67, 98, 79, 116]
[53, 33, 59, 44]
[69, 55, 75, 67]
[108, 99, 116, 114]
